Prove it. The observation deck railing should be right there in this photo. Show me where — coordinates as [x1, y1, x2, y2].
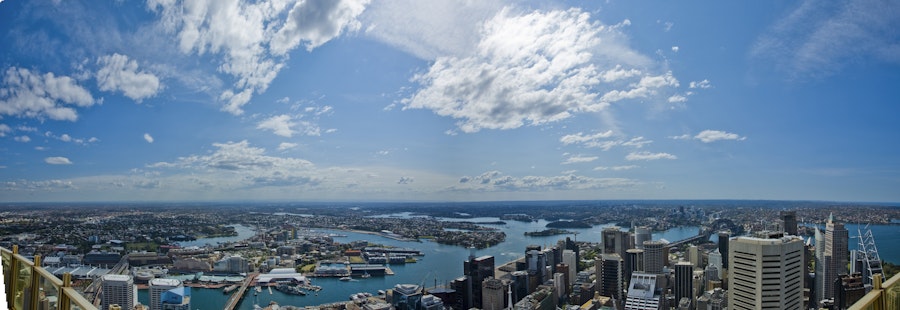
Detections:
[849, 272, 900, 310]
[2, 245, 99, 310]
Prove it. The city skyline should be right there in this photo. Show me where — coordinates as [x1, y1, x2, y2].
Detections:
[1, 0, 899, 203]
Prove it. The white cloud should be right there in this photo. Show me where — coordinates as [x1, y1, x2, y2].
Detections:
[689, 79, 711, 89]
[45, 156, 73, 165]
[403, 8, 675, 133]
[667, 95, 687, 103]
[271, 0, 369, 54]
[671, 46, 679, 52]
[0, 124, 11, 137]
[258, 114, 297, 137]
[669, 134, 692, 140]
[361, 0, 503, 59]
[278, 142, 298, 151]
[562, 155, 599, 165]
[60, 134, 72, 142]
[148, 0, 370, 115]
[626, 151, 677, 161]
[144, 133, 154, 143]
[560, 131, 614, 145]
[594, 165, 639, 171]
[0, 67, 96, 121]
[454, 170, 637, 191]
[96, 53, 162, 101]
[694, 130, 746, 143]
[14, 135, 30, 142]
[751, 0, 900, 78]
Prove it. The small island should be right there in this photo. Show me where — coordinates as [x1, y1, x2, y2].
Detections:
[524, 228, 574, 237]
[545, 220, 592, 229]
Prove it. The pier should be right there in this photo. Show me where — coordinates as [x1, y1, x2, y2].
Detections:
[224, 272, 259, 310]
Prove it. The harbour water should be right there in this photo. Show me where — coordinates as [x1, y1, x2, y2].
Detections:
[137, 215, 900, 309]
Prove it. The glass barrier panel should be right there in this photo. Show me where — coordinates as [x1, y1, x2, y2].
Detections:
[38, 271, 61, 310]
[1, 250, 10, 286]
[65, 287, 97, 310]
[14, 257, 32, 310]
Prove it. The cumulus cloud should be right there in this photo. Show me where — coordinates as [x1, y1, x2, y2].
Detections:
[45, 156, 73, 165]
[278, 142, 298, 151]
[689, 79, 711, 89]
[562, 155, 599, 165]
[144, 133, 154, 143]
[671, 46, 679, 52]
[148, 0, 370, 115]
[14, 136, 30, 142]
[694, 130, 746, 143]
[403, 8, 677, 133]
[96, 53, 162, 101]
[257, 114, 322, 137]
[0, 124, 10, 137]
[560, 131, 652, 151]
[454, 170, 637, 191]
[751, 0, 900, 78]
[667, 94, 687, 103]
[0, 67, 96, 121]
[594, 165, 639, 171]
[626, 151, 677, 161]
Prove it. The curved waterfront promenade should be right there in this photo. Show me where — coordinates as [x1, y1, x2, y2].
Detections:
[224, 272, 259, 310]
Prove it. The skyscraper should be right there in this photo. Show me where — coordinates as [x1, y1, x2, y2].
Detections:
[642, 240, 667, 274]
[482, 277, 506, 310]
[465, 254, 495, 309]
[149, 279, 182, 310]
[717, 231, 730, 270]
[625, 248, 644, 286]
[596, 253, 625, 303]
[728, 234, 804, 310]
[814, 224, 825, 304]
[603, 227, 632, 259]
[562, 250, 577, 282]
[634, 226, 652, 250]
[101, 274, 135, 310]
[823, 214, 849, 303]
[674, 261, 693, 309]
[780, 210, 798, 236]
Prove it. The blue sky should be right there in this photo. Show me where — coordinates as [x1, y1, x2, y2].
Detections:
[1, 0, 898, 203]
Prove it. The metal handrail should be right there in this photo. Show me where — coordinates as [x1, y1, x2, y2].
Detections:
[1, 246, 99, 310]
[848, 272, 900, 310]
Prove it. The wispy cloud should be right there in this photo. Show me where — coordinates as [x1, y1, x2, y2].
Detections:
[694, 130, 746, 143]
[751, 0, 900, 78]
[455, 170, 637, 191]
[626, 151, 676, 161]
[562, 155, 599, 165]
[594, 165, 639, 171]
[45, 156, 73, 165]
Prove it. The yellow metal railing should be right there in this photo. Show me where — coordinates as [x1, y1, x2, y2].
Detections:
[848, 272, 900, 310]
[2, 246, 99, 310]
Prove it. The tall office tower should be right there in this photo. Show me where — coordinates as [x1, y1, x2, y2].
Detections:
[624, 272, 664, 310]
[603, 227, 631, 259]
[625, 249, 644, 287]
[563, 237, 580, 271]
[634, 226, 652, 250]
[562, 250, 577, 281]
[160, 287, 190, 310]
[814, 225, 825, 304]
[509, 271, 529, 304]
[450, 276, 471, 310]
[148, 279, 182, 310]
[707, 249, 723, 280]
[727, 234, 804, 310]
[717, 231, 730, 270]
[465, 255, 495, 309]
[823, 213, 849, 303]
[101, 274, 135, 310]
[674, 261, 693, 309]
[688, 245, 701, 268]
[642, 240, 667, 274]
[780, 210, 798, 236]
[391, 284, 423, 310]
[482, 277, 506, 310]
[596, 253, 625, 303]
[834, 273, 865, 310]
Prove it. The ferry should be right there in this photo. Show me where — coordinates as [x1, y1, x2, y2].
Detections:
[223, 285, 238, 294]
[339, 276, 352, 281]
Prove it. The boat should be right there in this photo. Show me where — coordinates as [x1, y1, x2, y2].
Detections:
[275, 284, 307, 295]
[361, 272, 371, 279]
[255, 286, 262, 293]
[223, 285, 238, 294]
[339, 276, 352, 281]
[268, 286, 273, 294]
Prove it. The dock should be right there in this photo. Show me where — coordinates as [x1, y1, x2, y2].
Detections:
[224, 272, 259, 310]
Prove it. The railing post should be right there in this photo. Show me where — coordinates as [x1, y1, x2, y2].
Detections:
[9, 245, 19, 310]
[60, 273, 72, 310]
[30, 254, 42, 310]
[874, 273, 883, 310]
